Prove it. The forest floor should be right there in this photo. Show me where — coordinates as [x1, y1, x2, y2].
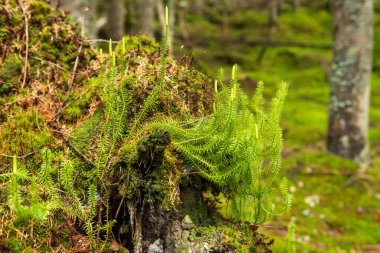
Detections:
[176, 3, 380, 253]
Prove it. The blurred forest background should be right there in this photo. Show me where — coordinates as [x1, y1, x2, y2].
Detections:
[41, 0, 380, 252]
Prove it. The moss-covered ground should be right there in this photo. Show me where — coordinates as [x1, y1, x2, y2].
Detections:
[178, 2, 380, 252]
[1, 2, 272, 252]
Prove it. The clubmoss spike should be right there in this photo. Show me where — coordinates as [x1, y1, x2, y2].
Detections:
[122, 37, 126, 55]
[13, 155, 17, 173]
[109, 39, 112, 55]
[232, 65, 237, 81]
[99, 49, 103, 64]
[165, 6, 169, 27]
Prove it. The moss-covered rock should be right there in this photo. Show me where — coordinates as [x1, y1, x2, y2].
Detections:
[0, 1, 276, 252]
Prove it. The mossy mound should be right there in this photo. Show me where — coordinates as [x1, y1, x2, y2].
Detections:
[0, 1, 279, 252]
[0, 0, 96, 109]
[111, 36, 213, 118]
[0, 0, 98, 168]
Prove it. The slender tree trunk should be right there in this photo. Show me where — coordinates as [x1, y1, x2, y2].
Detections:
[178, 1, 190, 42]
[292, 0, 300, 11]
[50, 0, 99, 39]
[278, 0, 285, 14]
[83, 0, 98, 39]
[192, 0, 204, 15]
[108, 0, 125, 40]
[269, 0, 278, 25]
[137, 0, 156, 37]
[168, 0, 176, 56]
[328, 0, 373, 169]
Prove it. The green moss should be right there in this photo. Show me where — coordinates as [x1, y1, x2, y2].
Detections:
[0, 110, 53, 167]
[181, 2, 380, 251]
[182, 190, 210, 225]
[115, 35, 160, 55]
[0, 0, 97, 168]
[4, 236, 23, 253]
[189, 226, 218, 241]
[29, 1, 53, 21]
[0, 54, 22, 95]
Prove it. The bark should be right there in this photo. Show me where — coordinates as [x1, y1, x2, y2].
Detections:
[168, 0, 176, 57]
[178, 1, 190, 42]
[192, 0, 204, 15]
[83, 0, 99, 39]
[107, 0, 125, 40]
[268, 0, 278, 25]
[292, 0, 300, 10]
[50, 0, 99, 39]
[137, 0, 156, 37]
[278, 0, 285, 14]
[328, 0, 373, 169]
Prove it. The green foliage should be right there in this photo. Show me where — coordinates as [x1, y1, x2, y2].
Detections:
[157, 68, 291, 223]
[285, 222, 296, 253]
[0, 54, 22, 95]
[0, 3, 292, 251]
[59, 23, 290, 250]
[0, 154, 52, 222]
[0, 110, 53, 168]
[60, 157, 100, 249]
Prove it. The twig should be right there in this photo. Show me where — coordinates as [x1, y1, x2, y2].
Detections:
[35, 109, 41, 132]
[0, 149, 41, 159]
[51, 129, 95, 167]
[0, 163, 12, 174]
[65, 139, 95, 167]
[65, 44, 83, 100]
[244, 39, 332, 49]
[87, 39, 119, 44]
[0, 150, 41, 173]
[18, 0, 29, 88]
[30, 56, 71, 73]
[55, 87, 91, 117]
[115, 195, 126, 219]
[256, 224, 287, 229]
[64, 137, 94, 167]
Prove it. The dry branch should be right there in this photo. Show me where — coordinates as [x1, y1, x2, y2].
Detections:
[245, 39, 332, 49]
[17, 0, 29, 88]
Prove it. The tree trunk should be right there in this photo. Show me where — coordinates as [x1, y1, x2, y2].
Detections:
[168, 0, 176, 57]
[137, 0, 156, 37]
[83, 0, 99, 39]
[50, 0, 99, 39]
[268, 0, 278, 25]
[328, 0, 373, 169]
[292, 0, 300, 11]
[192, 0, 204, 15]
[278, 0, 285, 14]
[107, 0, 125, 40]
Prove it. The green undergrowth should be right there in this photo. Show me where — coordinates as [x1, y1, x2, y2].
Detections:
[0, 0, 97, 168]
[180, 1, 380, 252]
[0, 2, 294, 252]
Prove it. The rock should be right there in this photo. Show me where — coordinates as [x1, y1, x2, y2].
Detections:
[182, 215, 195, 230]
[148, 239, 164, 253]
